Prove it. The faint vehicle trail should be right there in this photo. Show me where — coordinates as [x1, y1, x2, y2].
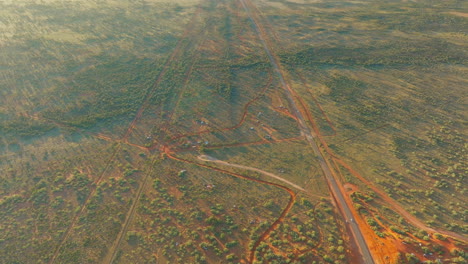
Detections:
[48, 143, 122, 264]
[121, 3, 205, 142]
[48, 2, 205, 263]
[104, 159, 157, 264]
[198, 155, 305, 192]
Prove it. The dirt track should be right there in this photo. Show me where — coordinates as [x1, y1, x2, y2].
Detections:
[164, 150, 296, 264]
[121, 3, 205, 142]
[198, 155, 305, 191]
[48, 143, 123, 264]
[104, 159, 157, 264]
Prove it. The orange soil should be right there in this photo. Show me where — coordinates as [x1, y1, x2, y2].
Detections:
[272, 106, 299, 120]
[287, 77, 467, 257]
[163, 148, 296, 264]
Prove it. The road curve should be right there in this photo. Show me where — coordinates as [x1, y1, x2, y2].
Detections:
[198, 155, 305, 191]
[165, 150, 297, 264]
[239, 0, 375, 263]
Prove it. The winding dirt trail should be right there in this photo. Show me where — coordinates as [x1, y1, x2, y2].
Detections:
[248, 190, 296, 263]
[164, 149, 296, 264]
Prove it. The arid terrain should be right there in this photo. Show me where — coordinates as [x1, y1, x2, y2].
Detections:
[0, 0, 466, 263]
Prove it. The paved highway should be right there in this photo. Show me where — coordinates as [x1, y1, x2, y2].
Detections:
[239, 0, 375, 263]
